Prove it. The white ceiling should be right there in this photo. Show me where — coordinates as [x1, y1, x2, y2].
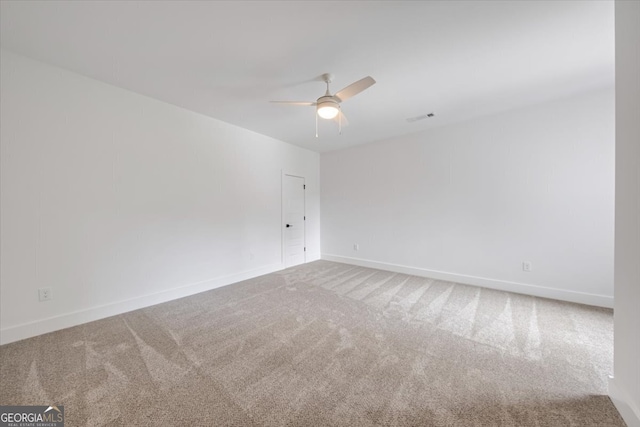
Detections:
[0, 1, 614, 153]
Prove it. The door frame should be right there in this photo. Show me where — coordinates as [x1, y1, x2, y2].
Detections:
[281, 170, 306, 266]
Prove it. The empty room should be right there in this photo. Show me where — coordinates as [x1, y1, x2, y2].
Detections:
[1, 1, 638, 426]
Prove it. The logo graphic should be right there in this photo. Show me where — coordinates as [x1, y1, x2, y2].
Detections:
[0, 405, 64, 427]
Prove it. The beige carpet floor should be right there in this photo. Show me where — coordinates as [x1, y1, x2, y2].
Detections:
[0, 260, 625, 426]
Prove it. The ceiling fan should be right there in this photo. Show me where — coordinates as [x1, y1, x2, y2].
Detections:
[271, 73, 376, 136]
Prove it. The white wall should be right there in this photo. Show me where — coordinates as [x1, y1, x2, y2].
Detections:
[610, 1, 640, 425]
[0, 49, 320, 344]
[321, 88, 615, 307]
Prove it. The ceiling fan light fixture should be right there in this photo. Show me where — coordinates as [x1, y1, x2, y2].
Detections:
[271, 74, 376, 132]
[317, 99, 339, 119]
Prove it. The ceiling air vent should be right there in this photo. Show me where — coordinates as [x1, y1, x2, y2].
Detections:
[406, 113, 434, 123]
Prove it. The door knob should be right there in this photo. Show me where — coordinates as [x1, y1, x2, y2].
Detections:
[286, 224, 291, 228]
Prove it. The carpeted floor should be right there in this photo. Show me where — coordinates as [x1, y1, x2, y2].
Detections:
[0, 260, 625, 426]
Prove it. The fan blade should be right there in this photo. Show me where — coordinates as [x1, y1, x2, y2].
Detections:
[270, 101, 316, 106]
[333, 110, 349, 127]
[334, 76, 376, 102]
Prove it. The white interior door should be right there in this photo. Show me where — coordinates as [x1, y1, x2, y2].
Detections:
[283, 174, 305, 268]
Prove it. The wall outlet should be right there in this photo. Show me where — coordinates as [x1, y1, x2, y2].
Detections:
[522, 261, 532, 272]
[353, 244, 359, 251]
[38, 287, 52, 301]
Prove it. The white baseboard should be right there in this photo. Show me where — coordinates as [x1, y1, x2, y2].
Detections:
[306, 252, 322, 262]
[0, 255, 612, 345]
[0, 263, 284, 345]
[321, 254, 613, 308]
[609, 377, 640, 427]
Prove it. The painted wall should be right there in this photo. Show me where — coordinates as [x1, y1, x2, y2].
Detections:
[611, 1, 640, 425]
[0, 49, 320, 344]
[321, 88, 615, 307]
